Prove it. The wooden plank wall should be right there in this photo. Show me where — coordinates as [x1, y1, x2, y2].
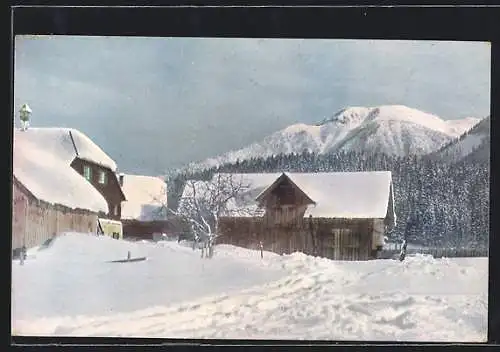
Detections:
[218, 216, 376, 261]
[122, 220, 172, 239]
[12, 180, 98, 250]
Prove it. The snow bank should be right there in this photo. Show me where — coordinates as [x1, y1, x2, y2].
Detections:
[12, 233, 487, 342]
[13, 136, 108, 213]
[120, 174, 168, 220]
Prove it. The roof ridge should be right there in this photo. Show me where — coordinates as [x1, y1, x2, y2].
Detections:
[68, 130, 79, 157]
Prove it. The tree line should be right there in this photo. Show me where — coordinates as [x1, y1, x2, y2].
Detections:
[167, 150, 489, 249]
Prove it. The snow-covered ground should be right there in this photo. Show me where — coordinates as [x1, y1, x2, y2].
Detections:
[11, 233, 487, 342]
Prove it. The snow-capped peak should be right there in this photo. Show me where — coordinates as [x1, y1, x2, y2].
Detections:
[282, 123, 322, 139]
[183, 105, 480, 172]
[317, 107, 371, 126]
[356, 105, 471, 137]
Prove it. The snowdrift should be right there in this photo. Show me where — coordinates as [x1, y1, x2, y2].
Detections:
[12, 233, 488, 342]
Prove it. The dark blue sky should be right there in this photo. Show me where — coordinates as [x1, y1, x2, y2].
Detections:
[14, 37, 491, 175]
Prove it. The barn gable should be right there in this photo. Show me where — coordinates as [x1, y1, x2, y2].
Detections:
[255, 173, 316, 208]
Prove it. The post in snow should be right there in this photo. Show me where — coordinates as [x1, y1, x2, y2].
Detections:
[399, 239, 408, 262]
[19, 103, 32, 131]
[19, 245, 27, 265]
[260, 241, 264, 259]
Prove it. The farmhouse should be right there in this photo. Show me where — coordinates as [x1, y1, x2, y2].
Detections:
[119, 174, 172, 240]
[13, 127, 126, 221]
[12, 129, 109, 252]
[196, 172, 396, 260]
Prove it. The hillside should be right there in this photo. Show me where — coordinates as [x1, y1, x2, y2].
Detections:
[429, 116, 490, 164]
[184, 105, 479, 172]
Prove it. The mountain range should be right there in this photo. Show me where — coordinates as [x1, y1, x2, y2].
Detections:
[183, 105, 487, 172]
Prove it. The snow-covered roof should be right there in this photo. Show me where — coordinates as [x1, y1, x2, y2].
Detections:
[13, 129, 109, 213]
[283, 172, 393, 218]
[214, 172, 395, 220]
[13, 127, 117, 171]
[120, 174, 168, 221]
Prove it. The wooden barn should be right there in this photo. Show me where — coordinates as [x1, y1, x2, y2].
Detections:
[214, 172, 396, 261]
[12, 128, 110, 253]
[119, 173, 174, 240]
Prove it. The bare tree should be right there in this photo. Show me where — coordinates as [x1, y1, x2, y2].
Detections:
[175, 174, 252, 258]
[146, 182, 169, 221]
[145, 173, 253, 258]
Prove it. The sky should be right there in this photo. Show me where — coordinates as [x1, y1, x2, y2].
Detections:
[14, 36, 491, 175]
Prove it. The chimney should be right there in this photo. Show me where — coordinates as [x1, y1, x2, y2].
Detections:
[119, 173, 124, 187]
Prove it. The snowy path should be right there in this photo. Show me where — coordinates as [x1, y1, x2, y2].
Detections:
[11, 233, 488, 342]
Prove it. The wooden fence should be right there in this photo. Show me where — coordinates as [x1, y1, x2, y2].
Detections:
[122, 219, 173, 240]
[379, 247, 488, 259]
[12, 179, 99, 251]
[217, 216, 376, 261]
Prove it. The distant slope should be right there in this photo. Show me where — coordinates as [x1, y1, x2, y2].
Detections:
[429, 116, 490, 163]
[184, 105, 479, 171]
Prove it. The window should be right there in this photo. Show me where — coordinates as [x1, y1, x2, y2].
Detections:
[98, 170, 108, 185]
[114, 205, 119, 216]
[83, 165, 92, 181]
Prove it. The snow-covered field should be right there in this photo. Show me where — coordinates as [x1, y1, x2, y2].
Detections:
[11, 233, 488, 342]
